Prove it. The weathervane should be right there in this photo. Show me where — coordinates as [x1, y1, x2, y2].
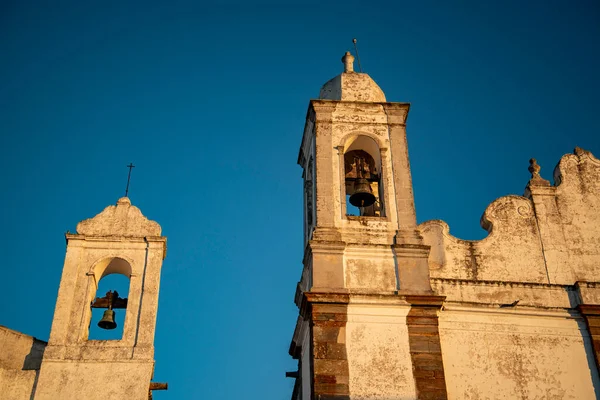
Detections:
[352, 38, 363, 72]
[125, 163, 135, 197]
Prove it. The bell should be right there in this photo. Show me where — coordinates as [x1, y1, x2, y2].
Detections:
[98, 309, 117, 330]
[349, 178, 376, 208]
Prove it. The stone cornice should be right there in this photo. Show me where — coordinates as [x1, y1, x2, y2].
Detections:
[66, 234, 167, 258]
[441, 303, 581, 318]
[431, 277, 576, 290]
[66, 234, 166, 243]
[300, 291, 445, 317]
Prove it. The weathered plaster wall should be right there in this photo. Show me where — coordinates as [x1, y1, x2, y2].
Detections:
[419, 148, 600, 399]
[0, 368, 38, 400]
[0, 326, 45, 371]
[0, 326, 46, 400]
[420, 148, 600, 286]
[543, 148, 600, 283]
[344, 246, 397, 291]
[346, 304, 416, 399]
[34, 361, 154, 400]
[421, 196, 547, 283]
[439, 309, 599, 399]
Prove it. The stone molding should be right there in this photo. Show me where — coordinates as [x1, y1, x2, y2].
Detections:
[431, 277, 576, 290]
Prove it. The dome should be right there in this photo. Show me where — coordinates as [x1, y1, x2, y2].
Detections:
[319, 52, 386, 102]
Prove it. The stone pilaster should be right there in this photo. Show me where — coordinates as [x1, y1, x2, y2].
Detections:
[305, 293, 350, 400]
[312, 102, 337, 230]
[383, 103, 420, 244]
[406, 295, 448, 400]
[577, 304, 600, 373]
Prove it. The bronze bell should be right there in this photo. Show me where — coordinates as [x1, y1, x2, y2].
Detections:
[98, 309, 117, 330]
[349, 178, 376, 208]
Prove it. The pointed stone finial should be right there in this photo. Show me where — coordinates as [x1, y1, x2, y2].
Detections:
[342, 51, 354, 73]
[528, 158, 550, 187]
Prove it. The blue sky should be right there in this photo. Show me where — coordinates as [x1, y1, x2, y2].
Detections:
[1, 1, 599, 398]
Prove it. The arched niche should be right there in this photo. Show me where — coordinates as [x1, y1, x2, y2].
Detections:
[87, 257, 132, 341]
[344, 135, 382, 172]
[342, 134, 385, 217]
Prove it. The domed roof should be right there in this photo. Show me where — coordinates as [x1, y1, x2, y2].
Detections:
[319, 52, 386, 102]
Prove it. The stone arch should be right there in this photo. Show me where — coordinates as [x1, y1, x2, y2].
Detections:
[87, 257, 133, 341]
[89, 256, 133, 285]
[340, 133, 385, 217]
[340, 131, 386, 153]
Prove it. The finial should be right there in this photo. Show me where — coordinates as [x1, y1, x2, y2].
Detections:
[125, 163, 135, 197]
[117, 197, 131, 205]
[528, 158, 541, 177]
[527, 158, 550, 187]
[342, 51, 355, 73]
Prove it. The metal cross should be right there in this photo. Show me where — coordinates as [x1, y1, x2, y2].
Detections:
[353, 38, 363, 73]
[125, 163, 135, 197]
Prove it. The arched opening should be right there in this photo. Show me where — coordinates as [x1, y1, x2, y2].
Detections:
[88, 258, 132, 341]
[343, 135, 384, 217]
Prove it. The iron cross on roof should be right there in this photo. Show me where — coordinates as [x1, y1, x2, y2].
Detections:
[125, 163, 135, 197]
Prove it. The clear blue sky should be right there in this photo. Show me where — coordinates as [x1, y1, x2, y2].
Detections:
[1, 1, 599, 398]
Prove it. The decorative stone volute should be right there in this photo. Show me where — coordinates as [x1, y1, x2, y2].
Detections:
[76, 197, 161, 237]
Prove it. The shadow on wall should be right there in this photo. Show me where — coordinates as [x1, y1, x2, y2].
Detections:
[22, 338, 45, 370]
[23, 336, 46, 400]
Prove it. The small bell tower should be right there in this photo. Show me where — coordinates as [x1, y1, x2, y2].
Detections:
[35, 197, 167, 400]
[289, 53, 447, 399]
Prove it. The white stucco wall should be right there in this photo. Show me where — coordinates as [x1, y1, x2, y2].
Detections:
[346, 304, 416, 399]
[439, 308, 599, 399]
[34, 360, 154, 400]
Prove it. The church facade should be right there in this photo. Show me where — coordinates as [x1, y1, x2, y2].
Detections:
[1, 51, 599, 400]
[288, 52, 600, 399]
[0, 197, 167, 400]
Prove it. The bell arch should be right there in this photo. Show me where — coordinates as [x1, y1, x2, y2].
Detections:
[89, 256, 133, 284]
[86, 257, 133, 341]
[340, 134, 385, 217]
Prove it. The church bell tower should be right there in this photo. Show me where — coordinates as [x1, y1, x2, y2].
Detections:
[35, 197, 167, 400]
[289, 53, 448, 399]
